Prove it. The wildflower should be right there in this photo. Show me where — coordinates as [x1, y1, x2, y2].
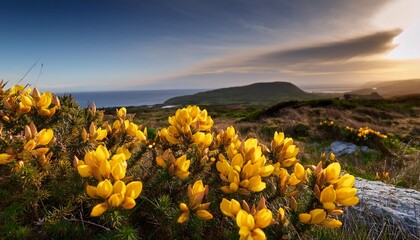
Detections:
[177, 180, 213, 223]
[288, 162, 306, 186]
[77, 145, 129, 181]
[271, 132, 299, 169]
[159, 105, 213, 145]
[299, 209, 342, 228]
[222, 197, 273, 240]
[88, 122, 107, 141]
[117, 107, 127, 120]
[216, 126, 241, 148]
[220, 198, 241, 217]
[314, 163, 359, 211]
[88, 180, 143, 217]
[156, 150, 190, 179]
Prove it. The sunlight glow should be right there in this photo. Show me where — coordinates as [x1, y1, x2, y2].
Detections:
[373, 0, 420, 59]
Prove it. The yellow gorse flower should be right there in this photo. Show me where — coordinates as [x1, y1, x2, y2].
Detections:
[221, 197, 273, 240]
[177, 180, 213, 223]
[156, 150, 190, 179]
[216, 126, 241, 148]
[0, 123, 54, 165]
[217, 138, 274, 194]
[76, 145, 128, 181]
[271, 132, 299, 171]
[88, 179, 143, 217]
[110, 107, 147, 143]
[1, 85, 59, 117]
[159, 105, 213, 145]
[298, 161, 359, 228]
[298, 209, 342, 228]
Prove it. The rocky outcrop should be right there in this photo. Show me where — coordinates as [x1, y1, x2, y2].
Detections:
[346, 178, 420, 239]
[327, 141, 371, 156]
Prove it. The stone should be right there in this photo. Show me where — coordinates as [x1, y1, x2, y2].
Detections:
[329, 141, 358, 156]
[345, 178, 420, 238]
[326, 141, 372, 156]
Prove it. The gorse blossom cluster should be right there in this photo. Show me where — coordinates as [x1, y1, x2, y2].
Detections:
[348, 126, 387, 139]
[0, 83, 360, 239]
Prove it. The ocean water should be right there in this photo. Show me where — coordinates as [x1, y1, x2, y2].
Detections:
[61, 89, 206, 108]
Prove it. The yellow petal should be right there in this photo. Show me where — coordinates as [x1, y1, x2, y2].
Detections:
[324, 162, 341, 182]
[216, 158, 231, 176]
[113, 180, 126, 194]
[336, 187, 357, 201]
[35, 129, 54, 145]
[96, 145, 110, 162]
[323, 202, 336, 210]
[90, 202, 108, 217]
[24, 139, 36, 151]
[299, 213, 311, 223]
[107, 193, 124, 207]
[221, 186, 234, 194]
[36, 92, 52, 108]
[320, 218, 342, 228]
[31, 147, 49, 156]
[96, 179, 113, 199]
[177, 212, 190, 223]
[294, 162, 305, 181]
[309, 209, 326, 224]
[95, 128, 107, 140]
[255, 209, 272, 229]
[285, 145, 299, 159]
[248, 176, 266, 192]
[288, 173, 301, 186]
[282, 157, 296, 168]
[175, 170, 190, 179]
[86, 185, 98, 198]
[220, 198, 241, 217]
[251, 228, 266, 240]
[121, 197, 136, 209]
[112, 163, 126, 180]
[0, 153, 14, 164]
[320, 185, 336, 203]
[260, 164, 274, 177]
[278, 208, 285, 221]
[191, 180, 205, 195]
[338, 196, 359, 206]
[125, 181, 143, 199]
[117, 107, 127, 119]
[236, 210, 255, 229]
[180, 203, 189, 213]
[21, 95, 34, 106]
[99, 159, 111, 178]
[77, 165, 93, 177]
[196, 210, 213, 220]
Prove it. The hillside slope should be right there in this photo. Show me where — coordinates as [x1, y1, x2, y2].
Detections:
[349, 79, 420, 97]
[164, 82, 314, 105]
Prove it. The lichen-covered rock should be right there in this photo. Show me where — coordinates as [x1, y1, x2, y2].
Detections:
[348, 178, 420, 238]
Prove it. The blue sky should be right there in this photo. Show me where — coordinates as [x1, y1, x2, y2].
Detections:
[1, 0, 420, 92]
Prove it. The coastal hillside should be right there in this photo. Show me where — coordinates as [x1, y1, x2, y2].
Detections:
[164, 82, 314, 105]
[349, 79, 420, 97]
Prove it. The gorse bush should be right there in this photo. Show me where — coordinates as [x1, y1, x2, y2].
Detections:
[0, 82, 359, 239]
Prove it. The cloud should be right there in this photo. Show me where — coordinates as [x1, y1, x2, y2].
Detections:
[190, 29, 402, 75]
[262, 29, 402, 62]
